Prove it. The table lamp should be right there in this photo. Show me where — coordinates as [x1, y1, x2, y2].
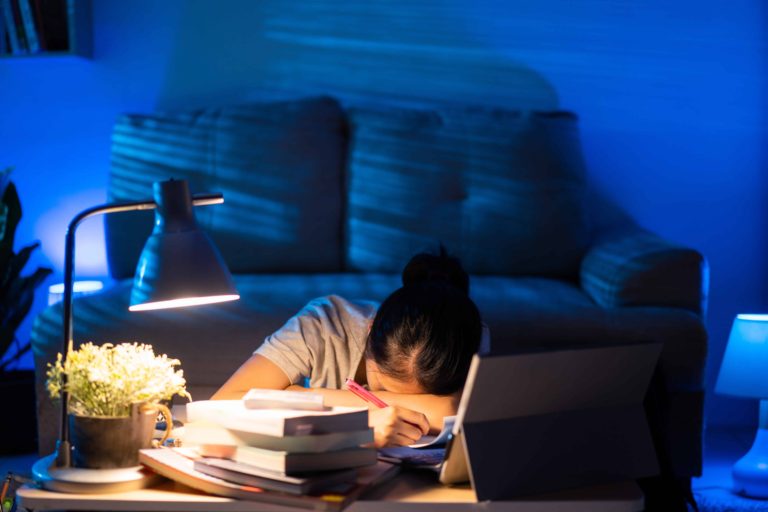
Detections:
[715, 314, 768, 498]
[33, 178, 239, 493]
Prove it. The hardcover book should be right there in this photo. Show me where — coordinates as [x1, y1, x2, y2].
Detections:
[185, 400, 369, 436]
[193, 457, 357, 495]
[198, 444, 377, 475]
[183, 421, 374, 453]
[139, 448, 399, 512]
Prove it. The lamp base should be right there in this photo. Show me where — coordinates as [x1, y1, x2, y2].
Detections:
[32, 454, 161, 494]
[733, 428, 768, 498]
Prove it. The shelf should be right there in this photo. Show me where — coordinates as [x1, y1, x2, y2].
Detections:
[0, 0, 91, 59]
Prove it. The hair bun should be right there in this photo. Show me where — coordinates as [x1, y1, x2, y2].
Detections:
[401, 245, 470, 295]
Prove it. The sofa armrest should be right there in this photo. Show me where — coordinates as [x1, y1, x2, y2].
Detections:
[580, 228, 708, 315]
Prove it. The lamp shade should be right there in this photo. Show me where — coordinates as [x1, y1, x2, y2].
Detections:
[715, 314, 768, 399]
[129, 180, 239, 311]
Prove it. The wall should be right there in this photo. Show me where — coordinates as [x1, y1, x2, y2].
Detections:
[0, 0, 765, 426]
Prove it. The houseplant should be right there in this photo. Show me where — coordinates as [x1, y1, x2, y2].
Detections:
[0, 167, 53, 454]
[46, 341, 191, 468]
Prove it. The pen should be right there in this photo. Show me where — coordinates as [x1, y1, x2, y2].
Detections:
[345, 378, 389, 408]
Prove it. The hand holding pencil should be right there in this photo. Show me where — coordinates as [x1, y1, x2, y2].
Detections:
[345, 378, 429, 447]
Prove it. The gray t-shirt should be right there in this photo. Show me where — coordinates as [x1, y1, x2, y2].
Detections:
[255, 295, 379, 389]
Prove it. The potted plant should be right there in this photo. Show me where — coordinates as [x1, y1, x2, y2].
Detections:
[46, 341, 191, 468]
[0, 167, 53, 454]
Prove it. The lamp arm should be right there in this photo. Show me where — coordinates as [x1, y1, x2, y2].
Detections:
[55, 192, 222, 468]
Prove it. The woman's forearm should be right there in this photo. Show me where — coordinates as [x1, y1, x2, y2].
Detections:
[286, 385, 457, 433]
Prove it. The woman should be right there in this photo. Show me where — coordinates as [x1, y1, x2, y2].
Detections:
[213, 249, 484, 447]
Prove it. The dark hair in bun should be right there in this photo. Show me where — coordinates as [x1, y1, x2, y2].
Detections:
[366, 246, 480, 396]
[401, 245, 470, 295]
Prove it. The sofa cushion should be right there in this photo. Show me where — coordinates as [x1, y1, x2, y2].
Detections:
[106, 96, 346, 279]
[345, 107, 590, 276]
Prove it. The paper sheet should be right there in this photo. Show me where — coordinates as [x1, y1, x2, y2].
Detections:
[409, 415, 455, 449]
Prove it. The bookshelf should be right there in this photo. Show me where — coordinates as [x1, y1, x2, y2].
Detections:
[0, 0, 91, 58]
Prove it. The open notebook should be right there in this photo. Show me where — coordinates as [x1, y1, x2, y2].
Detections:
[377, 416, 455, 469]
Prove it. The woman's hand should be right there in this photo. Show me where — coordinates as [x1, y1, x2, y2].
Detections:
[368, 405, 430, 447]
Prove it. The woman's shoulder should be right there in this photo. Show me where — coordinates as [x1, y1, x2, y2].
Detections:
[300, 295, 379, 323]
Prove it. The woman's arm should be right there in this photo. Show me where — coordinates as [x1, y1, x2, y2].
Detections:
[212, 354, 451, 446]
[211, 354, 291, 400]
[286, 386, 458, 434]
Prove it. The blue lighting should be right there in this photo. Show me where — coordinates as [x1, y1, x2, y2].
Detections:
[716, 316, 768, 399]
[737, 314, 768, 323]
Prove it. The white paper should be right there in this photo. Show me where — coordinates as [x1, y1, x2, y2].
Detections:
[409, 415, 455, 449]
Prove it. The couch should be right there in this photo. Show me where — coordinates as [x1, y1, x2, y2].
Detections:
[31, 96, 708, 488]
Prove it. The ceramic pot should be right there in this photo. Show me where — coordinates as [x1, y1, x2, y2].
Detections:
[70, 403, 172, 469]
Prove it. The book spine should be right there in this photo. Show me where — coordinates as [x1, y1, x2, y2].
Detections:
[0, 0, 20, 54]
[30, 0, 43, 50]
[10, 0, 26, 52]
[16, 0, 37, 51]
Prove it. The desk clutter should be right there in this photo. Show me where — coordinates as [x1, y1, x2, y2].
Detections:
[138, 394, 398, 511]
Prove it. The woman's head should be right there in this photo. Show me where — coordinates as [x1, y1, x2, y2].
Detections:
[365, 249, 482, 396]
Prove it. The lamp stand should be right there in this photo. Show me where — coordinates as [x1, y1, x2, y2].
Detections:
[36, 186, 224, 493]
[733, 400, 768, 498]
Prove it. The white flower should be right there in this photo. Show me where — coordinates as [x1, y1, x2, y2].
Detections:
[46, 342, 191, 417]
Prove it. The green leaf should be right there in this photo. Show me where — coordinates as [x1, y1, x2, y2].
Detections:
[0, 242, 41, 302]
[0, 171, 52, 369]
[0, 180, 22, 274]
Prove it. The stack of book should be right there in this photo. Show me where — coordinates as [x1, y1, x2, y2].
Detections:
[1, 0, 69, 55]
[140, 391, 396, 511]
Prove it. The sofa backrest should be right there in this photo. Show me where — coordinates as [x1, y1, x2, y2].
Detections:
[345, 106, 590, 277]
[106, 96, 347, 280]
[107, 97, 591, 280]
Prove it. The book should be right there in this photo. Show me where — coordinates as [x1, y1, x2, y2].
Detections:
[183, 421, 374, 453]
[244, 388, 327, 411]
[30, 0, 45, 50]
[376, 416, 454, 470]
[139, 447, 400, 512]
[36, 0, 67, 51]
[9, 0, 26, 51]
[198, 444, 377, 475]
[193, 457, 358, 495]
[1, 0, 21, 54]
[186, 400, 369, 436]
[16, 0, 38, 52]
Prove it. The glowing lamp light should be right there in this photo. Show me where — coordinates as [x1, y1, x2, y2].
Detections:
[716, 314, 768, 498]
[128, 295, 240, 312]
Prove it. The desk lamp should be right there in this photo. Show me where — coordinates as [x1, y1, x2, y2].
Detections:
[716, 314, 768, 498]
[33, 179, 239, 492]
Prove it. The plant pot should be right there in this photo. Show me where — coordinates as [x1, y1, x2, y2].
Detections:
[70, 403, 171, 469]
[0, 370, 37, 455]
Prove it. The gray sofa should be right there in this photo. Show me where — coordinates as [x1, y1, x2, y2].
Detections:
[31, 97, 707, 486]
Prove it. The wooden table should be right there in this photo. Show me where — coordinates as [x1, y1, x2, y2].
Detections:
[17, 471, 643, 512]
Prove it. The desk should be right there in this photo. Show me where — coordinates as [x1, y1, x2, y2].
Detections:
[17, 471, 643, 512]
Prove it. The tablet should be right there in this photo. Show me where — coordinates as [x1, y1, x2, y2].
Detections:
[439, 342, 661, 500]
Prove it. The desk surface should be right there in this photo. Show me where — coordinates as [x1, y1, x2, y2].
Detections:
[17, 471, 643, 512]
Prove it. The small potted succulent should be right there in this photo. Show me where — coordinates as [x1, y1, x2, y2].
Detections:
[46, 342, 191, 468]
[0, 167, 53, 454]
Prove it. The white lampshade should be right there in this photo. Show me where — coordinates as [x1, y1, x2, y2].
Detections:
[716, 314, 768, 399]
